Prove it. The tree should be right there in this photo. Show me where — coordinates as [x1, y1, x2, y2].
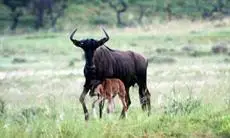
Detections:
[31, 0, 67, 30]
[2, 0, 30, 30]
[129, 0, 154, 24]
[32, 0, 50, 29]
[105, 0, 128, 26]
[164, 1, 172, 21]
[50, 0, 67, 31]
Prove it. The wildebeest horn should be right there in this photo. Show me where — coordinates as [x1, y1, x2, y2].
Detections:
[70, 28, 80, 46]
[98, 27, 109, 45]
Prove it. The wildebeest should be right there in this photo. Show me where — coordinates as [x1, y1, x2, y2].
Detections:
[92, 78, 128, 118]
[70, 28, 151, 120]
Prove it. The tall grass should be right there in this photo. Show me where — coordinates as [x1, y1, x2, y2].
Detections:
[0, 94, 229, 138]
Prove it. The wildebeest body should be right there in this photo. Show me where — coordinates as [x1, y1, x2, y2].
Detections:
[69, 28, 151, 120]
[93, 46, 148, 88]
[91, 46, 150, 118]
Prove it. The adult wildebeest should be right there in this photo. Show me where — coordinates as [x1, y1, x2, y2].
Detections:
[70, 28, 151, 120]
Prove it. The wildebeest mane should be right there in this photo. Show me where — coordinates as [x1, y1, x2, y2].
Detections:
[94, 46, 115, 78]
[103, 45, 116, 52]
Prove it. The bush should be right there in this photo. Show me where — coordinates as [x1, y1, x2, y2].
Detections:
[68, 58, 81, 67]
[212, 115, 230, 137]
[212, 44, 229, 54]
[89, 16, 111, 25]
[162, 89, 202, 115]
[189, 51, 212, 57]
[12, 57, 27, 64]
[148, 56, 176, 64]
[181, 45, 195, 52]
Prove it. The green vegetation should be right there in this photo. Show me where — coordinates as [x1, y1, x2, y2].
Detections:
[1, 0, 230, 32]
[0, 102, 230, 138]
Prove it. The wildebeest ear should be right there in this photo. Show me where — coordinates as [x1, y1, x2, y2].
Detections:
[97, 28, 109, 46]
[70, 28, 81, 47]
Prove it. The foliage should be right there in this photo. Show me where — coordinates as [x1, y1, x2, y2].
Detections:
[163, 92, 202, 115]
[1, 0, 230, 31]
[213, 115, 230, 137]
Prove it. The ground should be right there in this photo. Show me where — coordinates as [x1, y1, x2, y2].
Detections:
[0, 20, 230, 137]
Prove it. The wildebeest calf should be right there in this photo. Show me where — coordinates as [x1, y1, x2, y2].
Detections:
[92, 79, 128, 118]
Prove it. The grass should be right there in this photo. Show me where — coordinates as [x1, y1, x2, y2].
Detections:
[0, 20, 230, 137]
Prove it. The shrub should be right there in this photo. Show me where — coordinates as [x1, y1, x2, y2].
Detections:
[212, 43, 229, 54]
[12, 57, 27, 64]
[148, 56, 176, 64]
[189, 51, 212, 57]
[212, 115, 230, 137]
[162, 88, 202, 116]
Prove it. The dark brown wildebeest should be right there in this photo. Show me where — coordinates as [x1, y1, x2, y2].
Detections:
[92, 79, 128, 118]
[70, 28, 151, 120]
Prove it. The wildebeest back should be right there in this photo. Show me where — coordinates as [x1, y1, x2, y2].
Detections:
[93, 46, 148, 87]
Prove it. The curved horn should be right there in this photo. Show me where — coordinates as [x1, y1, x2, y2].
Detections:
[70, 28, 80, 46]
[102, 27, 109, 41]
[98, 27, 109, 46]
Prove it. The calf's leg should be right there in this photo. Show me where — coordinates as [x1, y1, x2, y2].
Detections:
[107, 98, 113, 114]
[119, 94, 128, 119]
[119, 87, 130, 118]
[92, 96, 100, 118]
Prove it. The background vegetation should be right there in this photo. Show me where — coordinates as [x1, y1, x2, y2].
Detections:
[1, 0, 230, 32]
[1, 0, 230, 138]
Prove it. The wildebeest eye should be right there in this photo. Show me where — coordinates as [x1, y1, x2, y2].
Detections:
[81, 42, 84, 45]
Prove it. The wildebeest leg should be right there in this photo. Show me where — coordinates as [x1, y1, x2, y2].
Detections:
[138, 85, 151, 115]
[139, 86, 147, 110]
[145, 88, 151, 116]
[137, 69, 151, 115]
[126, 87, 131, 108]
[99, 99, 105, 119]
[79, 87, 90, 120]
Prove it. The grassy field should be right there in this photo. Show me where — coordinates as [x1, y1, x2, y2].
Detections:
[0, 20, 230, 137]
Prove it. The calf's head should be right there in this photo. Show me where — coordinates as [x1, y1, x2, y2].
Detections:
[89, 80, 102, 97]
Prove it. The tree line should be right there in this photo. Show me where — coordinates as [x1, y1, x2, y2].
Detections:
[1, 0, 230, 31]
[2, 0, 67, 30]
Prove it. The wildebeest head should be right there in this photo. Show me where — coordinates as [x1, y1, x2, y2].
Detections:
[70, 28, 109, 52]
